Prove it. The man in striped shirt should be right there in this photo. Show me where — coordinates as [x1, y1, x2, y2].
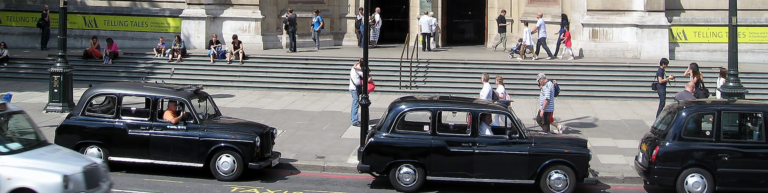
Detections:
[537, 73, 556, 133]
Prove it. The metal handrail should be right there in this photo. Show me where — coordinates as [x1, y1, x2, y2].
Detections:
[399, 33, 410, 89]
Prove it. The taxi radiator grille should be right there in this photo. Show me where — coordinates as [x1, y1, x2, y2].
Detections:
[260, 132, 273, 158]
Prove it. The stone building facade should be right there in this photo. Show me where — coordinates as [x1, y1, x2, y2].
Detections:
[1, 0, 766, 62]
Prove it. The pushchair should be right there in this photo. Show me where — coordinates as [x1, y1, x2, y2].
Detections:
[508, 43, 532, 59]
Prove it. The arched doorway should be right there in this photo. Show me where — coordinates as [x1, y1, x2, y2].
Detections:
[442, 0, 487, 46]
[369, 0, 409, 44]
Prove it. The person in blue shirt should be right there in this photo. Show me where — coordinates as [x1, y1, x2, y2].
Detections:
[153, 37, 167, 58]
[311, 9, 324, 50]
[553, 14, 569, 57]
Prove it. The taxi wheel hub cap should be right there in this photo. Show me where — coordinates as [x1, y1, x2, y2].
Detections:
[684, 173, 708, 193]
[216, 154, 237, 176]
[84, 146, 103, 159]
[547, 170, 570, 193]
[395, 164, 418, 187]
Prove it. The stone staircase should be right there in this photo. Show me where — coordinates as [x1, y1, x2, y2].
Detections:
[2, 51, 767, 100]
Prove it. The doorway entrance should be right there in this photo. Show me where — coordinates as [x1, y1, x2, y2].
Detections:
[369, 0, 409, 44]
[442, 0, 487, 46]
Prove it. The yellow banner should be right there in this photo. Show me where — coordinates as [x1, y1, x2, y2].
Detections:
[0, 11, 181, 33]
[669, 26, 768, 43]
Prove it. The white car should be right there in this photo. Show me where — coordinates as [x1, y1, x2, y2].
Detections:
[0, 102, 113, 193]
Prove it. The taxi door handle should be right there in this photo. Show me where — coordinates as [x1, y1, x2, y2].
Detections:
[139, 126, 149, 130]
[718, 154, 730, 160]
[153, 127, 163, 131]
[476, 143, 487, 147]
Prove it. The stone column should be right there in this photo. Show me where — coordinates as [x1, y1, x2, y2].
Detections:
[181, 0, 268, 50]
[179, 8, 209, 50]
[579, 0, 669, 59]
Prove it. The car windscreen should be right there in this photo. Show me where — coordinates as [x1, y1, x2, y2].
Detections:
[192, 95, 221, 121]
[0, 112, 48, 155]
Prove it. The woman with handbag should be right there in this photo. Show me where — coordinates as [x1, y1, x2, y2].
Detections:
[684, 63, 709, 99]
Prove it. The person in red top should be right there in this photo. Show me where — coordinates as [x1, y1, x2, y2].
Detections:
[558, 25, 574, 60]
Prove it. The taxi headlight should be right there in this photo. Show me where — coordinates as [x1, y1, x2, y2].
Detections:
[255, 136, 261, 146]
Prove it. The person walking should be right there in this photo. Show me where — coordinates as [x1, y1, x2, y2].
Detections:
[310, 9, 324, 51]
[418, 11, 433, 52]
[553, 14, 569, 57]
[655, 58, 674, 117]
[0, 42, 9, 66]
[531, 13, 554, 60]
[40, 5, 51, 51]
[557, 25, 574, 60]
[493, 10, 511, 52]
[517, 21, 535, 60]
[349, 58, 364, 127]
[287, 8, 298, 53]
[716, 67, 727, 99]
[479, 73, 493, 100]
[537, 73, 556, 133]
[430, 12, 441, 49]
[370, 7, 382, 48]
[356, 7, 364, 48]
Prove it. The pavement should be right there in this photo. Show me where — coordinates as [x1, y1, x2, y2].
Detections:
[3, 45, 767, 185]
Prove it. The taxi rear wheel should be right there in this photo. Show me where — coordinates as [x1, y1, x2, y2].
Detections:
[676, 168, 714, 193]
[79, 144, 109, 162]
[209, 149, 244, 181]
[388, 163, 425, 192]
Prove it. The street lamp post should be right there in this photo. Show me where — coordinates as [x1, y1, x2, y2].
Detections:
[718, 0, 748, 99]
[359, 0, 372, 147]
[44, 0, 76, 113]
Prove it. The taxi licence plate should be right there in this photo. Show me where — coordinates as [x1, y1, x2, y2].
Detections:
[271, 158, 279, 167]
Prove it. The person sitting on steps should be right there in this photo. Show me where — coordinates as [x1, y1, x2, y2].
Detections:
[227, 34, 245, 64]
[167, 35, 186, 63]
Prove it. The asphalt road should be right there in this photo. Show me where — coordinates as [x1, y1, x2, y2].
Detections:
[107, 162, 675, 193]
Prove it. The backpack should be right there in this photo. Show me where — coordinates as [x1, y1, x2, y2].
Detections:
[355, 17, 361, 29]
[549, 80, 561, 97]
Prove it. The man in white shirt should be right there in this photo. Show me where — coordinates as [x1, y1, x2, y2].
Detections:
[479, 113, 497, 136]
[429, 12, 440, 49]
[349, 59, 364, 127]
[531, 12, 554, 60]
[419, 11, 433, 52]
[479, 73, 493, 100]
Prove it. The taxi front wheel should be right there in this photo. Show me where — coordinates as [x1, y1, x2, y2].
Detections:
[210, 149, 244, 181]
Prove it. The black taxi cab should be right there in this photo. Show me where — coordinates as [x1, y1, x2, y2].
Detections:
[357, 96, 592, 193]
[54, 82, 280, 181]
[635, 100, 768, 193]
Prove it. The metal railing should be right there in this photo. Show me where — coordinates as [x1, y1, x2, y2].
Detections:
[399, 33, 420, 90]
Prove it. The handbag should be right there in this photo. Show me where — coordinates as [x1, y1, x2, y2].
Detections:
[367, 80, 375, 94]
[36, 18, 45, 29]
[694, 80, 710, 99]
[651, 75, 659, 91]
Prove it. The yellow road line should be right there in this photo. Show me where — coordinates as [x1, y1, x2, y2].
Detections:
[144, 179, 184, 183]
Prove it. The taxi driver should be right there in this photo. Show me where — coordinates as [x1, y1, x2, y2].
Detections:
[163, 101, 183, 124]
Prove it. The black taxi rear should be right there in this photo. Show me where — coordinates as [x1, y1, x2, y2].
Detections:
[635, 100, 768, 193]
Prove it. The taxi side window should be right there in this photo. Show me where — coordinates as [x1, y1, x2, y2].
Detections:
[681, 112, 715, 139]
[721, 112, 765, 142]
[394, 110, 431, 134]
[436, 111, 471, 136]
[84, 95, 117, 118]
[120, 96, 152, 120]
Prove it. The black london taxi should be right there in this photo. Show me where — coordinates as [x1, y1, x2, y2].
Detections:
[54, 82, 280, 181]
[357, 96, 592, 193]
[635, 100, 768, 193]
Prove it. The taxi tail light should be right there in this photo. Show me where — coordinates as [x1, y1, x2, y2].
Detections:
[651, 146, 660, 163]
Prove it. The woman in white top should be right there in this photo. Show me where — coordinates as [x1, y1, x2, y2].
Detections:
[716, 67, 727, 99]
[0, 42, 8, 66]
[494, 76, 511, 125]
[518, 21, 536, 60]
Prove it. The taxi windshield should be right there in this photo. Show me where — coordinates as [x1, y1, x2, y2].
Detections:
[0, 112, 48, 155]
[192, 94, 221, 121]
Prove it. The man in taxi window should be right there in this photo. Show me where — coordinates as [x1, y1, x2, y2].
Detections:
[479, 114, 497, 136]
[163, 101, 182, 124]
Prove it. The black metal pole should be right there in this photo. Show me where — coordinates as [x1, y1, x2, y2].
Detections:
[45, 0, 76, 113]
[359, 0, 372, 147]
[719, 0, 747, 99]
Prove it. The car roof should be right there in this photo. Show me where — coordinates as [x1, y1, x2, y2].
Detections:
[83, 82, 205, 100]
[668, 99, 768, 112]
[388, 95, 511, 112]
